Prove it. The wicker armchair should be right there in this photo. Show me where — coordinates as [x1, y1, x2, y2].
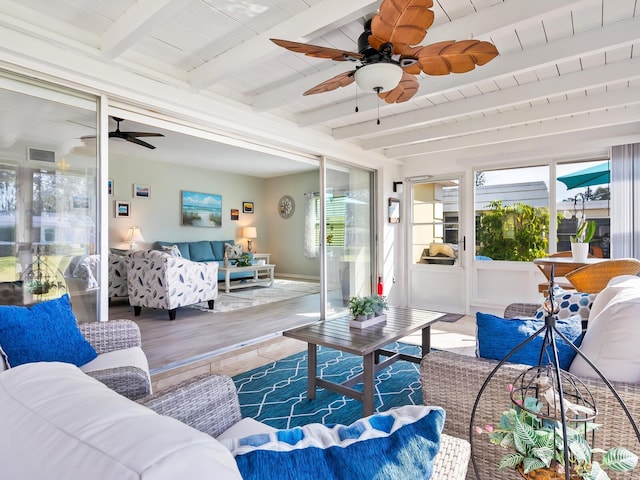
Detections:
[421, 303, 640, 480]
[565, 258, 640, 293]
[141, 373, 471, 480]
[78, 319, 151, 400]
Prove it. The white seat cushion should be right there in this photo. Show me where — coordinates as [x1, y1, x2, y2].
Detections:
[216, 417, 278, 441]
[569, 276, 640, 383]
[0, 362, 242, 480]
[80, 346, 149, 378]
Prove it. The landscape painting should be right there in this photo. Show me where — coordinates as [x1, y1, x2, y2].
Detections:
[181, 190, 222, 227]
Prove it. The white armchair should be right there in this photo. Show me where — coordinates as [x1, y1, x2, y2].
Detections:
[126, 250, 218, 320]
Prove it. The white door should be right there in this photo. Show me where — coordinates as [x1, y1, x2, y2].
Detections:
[407, 177, 466, 313]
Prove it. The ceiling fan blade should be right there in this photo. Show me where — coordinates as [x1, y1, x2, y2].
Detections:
[271, 39, 362, 61]
[125, 135, 156, 149]
[405, 40, 499, 75]
[303, 71, 356, 96]
[369, 0, 434, 54]
[119, 131, 165, 138]
[378, 73, 419, 103]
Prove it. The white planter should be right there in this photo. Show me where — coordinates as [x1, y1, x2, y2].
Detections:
[571, 242, 589, 262]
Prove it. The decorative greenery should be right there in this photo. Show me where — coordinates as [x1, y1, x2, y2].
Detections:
[231, 254, 252, 267]
[349, 295, 388, 319]
[477, 201, 553, 261]
[476, 386, 638, 479]
[26, 278, 57, 295]
[571, 217, 597, 244]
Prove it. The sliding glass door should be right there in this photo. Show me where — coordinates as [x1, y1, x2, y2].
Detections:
[0, 71, 100, 321]
[323, 161, 375, 316]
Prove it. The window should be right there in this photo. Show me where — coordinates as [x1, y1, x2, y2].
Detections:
[316, 196, 346, 247]
[475, 161, 612, 261]
[411, 179, 460, 266]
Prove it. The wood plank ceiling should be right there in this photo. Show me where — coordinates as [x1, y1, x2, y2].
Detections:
[0, 0, 638, 165]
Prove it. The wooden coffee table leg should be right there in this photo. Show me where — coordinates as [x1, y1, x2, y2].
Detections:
[363, 352, 374, 416]
[307, 343, 317, 400]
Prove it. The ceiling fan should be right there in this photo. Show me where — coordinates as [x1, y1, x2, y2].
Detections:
[271, 0, 499, 104]
[82, 117, 164, 149]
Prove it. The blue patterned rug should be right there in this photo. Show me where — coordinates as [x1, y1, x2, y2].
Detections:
[233, 342, 422, 429]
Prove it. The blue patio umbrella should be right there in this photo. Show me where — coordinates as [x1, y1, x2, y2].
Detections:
[557, 162, 610, 190]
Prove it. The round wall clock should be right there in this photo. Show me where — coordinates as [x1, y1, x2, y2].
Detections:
[278, 195, 295, 218]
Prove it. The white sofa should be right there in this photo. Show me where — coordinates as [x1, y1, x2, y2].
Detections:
[0, 362, 242, 480]
[0, 361, 472, 480]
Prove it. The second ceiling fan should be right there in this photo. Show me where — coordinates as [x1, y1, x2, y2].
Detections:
[271, 0, 499, 104]
[83, 117, 164, 149]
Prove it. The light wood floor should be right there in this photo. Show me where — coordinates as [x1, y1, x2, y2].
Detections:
[108, 290, 322, 376]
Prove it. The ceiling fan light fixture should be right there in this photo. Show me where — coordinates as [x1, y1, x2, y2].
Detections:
[355, 63, 402, 93]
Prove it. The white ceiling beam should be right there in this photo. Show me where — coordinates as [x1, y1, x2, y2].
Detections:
[386, 105, 640, 158]
[252, 0, 582, 112]
[338, 57, 640, 140]
[189, 0, 378, 91]
[402, 123, 640, 168]
[298, 15, 640, 126]
[100, 0, 193, 60]
[363, 85, 640, 150]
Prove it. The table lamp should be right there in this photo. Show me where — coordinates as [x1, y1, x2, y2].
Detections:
[125, 226, 145, 250]
[243, 226, 257, 252]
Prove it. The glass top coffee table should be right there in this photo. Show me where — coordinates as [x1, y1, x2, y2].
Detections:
[283, 306, 445, 416]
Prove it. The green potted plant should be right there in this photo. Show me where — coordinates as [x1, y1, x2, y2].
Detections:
[569, 210, 597, 262]
[370, 294, 388, 317]
[348, 296, 366, 321]
[476, 384, 638, 479]
[231, 253, 252, 267]
[26, 278, 56, 295]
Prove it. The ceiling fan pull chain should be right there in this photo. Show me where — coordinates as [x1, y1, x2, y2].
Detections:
[355, 85, 359, 113]
[375, 87, 381, 125]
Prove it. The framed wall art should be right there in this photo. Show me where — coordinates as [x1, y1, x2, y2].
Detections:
[230, 209, 239, 220]
[108, 178, 113, 196]
[181, 190, 222, 227]
[133, 183, 150, 198]
[243, 201, 254, 214]
[115, 201, 130, 218]
[388, 197, 400, 224]
[72, 195, 90, 209]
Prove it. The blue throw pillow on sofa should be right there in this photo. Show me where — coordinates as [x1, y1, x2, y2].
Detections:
[0, 294, 97, 368]
[222, 405, 444, 480]
[476, 312, 583, 370]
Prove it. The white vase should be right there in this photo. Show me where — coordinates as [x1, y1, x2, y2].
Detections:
[571, 242, 589, 262]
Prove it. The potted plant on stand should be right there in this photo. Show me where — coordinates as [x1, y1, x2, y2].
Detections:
[476, 381, 638, 479]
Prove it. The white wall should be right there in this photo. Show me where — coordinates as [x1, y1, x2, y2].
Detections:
[264, 170, 320, 279]
[109, 154, 264, 250]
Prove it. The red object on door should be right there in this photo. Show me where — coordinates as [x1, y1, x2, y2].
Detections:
[377, 276, 383, 295]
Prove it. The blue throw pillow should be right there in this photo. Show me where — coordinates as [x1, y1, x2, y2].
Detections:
[222, 405, 444, 480]
[476, 312, 583, 370]
[0, 294, 97, 368]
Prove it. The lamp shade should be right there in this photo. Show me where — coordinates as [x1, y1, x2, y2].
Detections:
[354, 63, 403, 93]
[125, 227, 145, 250]
[243, 227, 257, 239]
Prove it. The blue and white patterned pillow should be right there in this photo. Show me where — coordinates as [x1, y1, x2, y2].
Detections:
[534, 286, 595, 326]
[222, 405, 444, 480]
[225, 243, 243, 259]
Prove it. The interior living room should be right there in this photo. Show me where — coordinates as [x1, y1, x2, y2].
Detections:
[2, 1, 640, 478]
